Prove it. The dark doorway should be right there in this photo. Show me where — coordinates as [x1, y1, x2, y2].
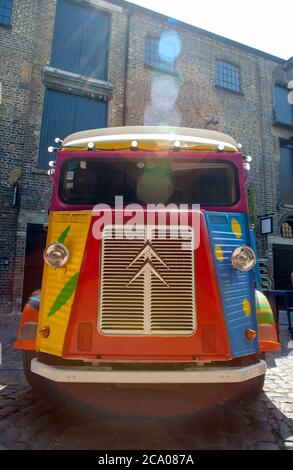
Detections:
[22, 224, 47, 308]
[273, 243, 293, 307]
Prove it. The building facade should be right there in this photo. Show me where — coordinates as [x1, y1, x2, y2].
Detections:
[0, 0, 292, 318]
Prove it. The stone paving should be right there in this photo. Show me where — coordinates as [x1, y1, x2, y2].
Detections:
[0, 315, 292, 450]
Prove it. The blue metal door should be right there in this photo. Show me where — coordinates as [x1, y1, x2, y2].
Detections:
[38, 89, 107, 168]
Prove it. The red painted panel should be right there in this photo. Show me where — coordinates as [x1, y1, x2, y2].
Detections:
[62, 212, 231, 361]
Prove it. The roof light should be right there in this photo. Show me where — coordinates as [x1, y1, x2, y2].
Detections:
[237, 143, 242, 150]
[174, 140, 181, 150]
[48, 146, 56, 153]
[131, 140, 138, 150]
[88, 141, 95, 150]
[246, 155, 253, 163]
[217, 143, 225, 152]
[244, 162, 251, 171]
[55, 137, 63, 145]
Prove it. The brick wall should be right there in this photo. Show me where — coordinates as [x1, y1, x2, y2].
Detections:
[0, 0, 56, 318]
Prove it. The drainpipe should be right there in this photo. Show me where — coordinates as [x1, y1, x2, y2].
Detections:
[122, 11, 132, 126]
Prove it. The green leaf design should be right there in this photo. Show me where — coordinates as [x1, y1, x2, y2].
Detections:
[57, 226, 71, 244]
[48, 272, 79, 318]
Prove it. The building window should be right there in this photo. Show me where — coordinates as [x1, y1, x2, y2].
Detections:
[279, 141, 293, 206]
[0, 0, 13, 26]
[216, 61, 240, 93]
[145, 36, 176, 74]
[281, 220, 293, 238]
[273, 85, 293, 127]
[50, 0, 110, 80]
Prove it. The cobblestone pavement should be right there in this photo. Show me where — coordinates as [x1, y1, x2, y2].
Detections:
[0, 315, 292, 450]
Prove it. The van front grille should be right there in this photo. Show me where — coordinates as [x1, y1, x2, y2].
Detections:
[99, 226, 196, 336]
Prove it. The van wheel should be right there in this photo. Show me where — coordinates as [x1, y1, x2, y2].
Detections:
[22, 350, 51, 395]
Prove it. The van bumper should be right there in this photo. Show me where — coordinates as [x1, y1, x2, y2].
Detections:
[30, 358, 266, 384]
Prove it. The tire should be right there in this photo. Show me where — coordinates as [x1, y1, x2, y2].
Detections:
[22, 350, 52, 395]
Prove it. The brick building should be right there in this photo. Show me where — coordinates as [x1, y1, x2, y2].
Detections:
[0, 0, 293, 318]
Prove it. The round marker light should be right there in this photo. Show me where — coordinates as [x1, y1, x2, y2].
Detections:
[131, 140, 138, 150]
[231, 246, 256, 272]
[39, 326, 50, 339]
[246, 155, 253, 163]
[244, 162, 251, 171]
[88, 141, 95, 150]
[48, 146, 55, 153]
[44, 242, 69, 268]
[217, 143, 225, 152]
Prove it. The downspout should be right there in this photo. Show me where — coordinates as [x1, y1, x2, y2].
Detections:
[122, 10, 132, 126]
[256, 59, 268, 217]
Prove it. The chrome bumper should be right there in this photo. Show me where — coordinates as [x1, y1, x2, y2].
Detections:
[31, 359, 266, 384]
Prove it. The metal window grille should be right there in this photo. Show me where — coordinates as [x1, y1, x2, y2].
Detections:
[145, 37, 176, 73]
[216, 61, 240, 92]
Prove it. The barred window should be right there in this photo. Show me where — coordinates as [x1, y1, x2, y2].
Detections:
[0, 0, 13, 26]
[145, 36, 176, 73]
[216, 61, 240, 92]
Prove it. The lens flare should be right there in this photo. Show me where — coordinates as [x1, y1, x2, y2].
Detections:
[158, 31, 181, 62]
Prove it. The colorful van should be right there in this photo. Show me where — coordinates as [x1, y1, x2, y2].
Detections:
[15, 127, 280, 395]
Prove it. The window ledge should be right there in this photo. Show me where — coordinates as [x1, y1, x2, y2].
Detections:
[43, 65, 113, 100]
[215, 84, 244, 96]
[144, 63, 178, 77]
[31, 168, 49, 176]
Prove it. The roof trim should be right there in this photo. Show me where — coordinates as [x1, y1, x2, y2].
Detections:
[109, 0, 285, 64]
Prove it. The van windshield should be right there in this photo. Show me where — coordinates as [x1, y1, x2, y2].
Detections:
[59, 157, 239, 206]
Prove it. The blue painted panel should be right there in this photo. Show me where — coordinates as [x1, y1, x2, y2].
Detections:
[250, 228, 262, 290]
[38, 89, 108, 169]
[205, 212, 259, 357]
[51, 0, 83, 76]
[75, 95, 107, 131]
[38, 89, 76, 169]
[0, 0, 13, 26]
[274, 85, 293, 126]
[51, 0, 109, 80]
[80, 9, 110, 80]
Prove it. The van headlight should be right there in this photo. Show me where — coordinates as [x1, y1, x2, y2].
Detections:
[231, 246, 256, 272]
[44, 242, 69, 268]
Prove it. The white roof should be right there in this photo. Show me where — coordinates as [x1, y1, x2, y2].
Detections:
[62, 126, 238, 152]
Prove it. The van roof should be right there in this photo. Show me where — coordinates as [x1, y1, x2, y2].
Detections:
[62, 126, 238, 153]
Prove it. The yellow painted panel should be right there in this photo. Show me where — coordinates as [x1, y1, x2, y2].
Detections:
[37, 211, 91, 356]
[231, 218, 242, 239]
